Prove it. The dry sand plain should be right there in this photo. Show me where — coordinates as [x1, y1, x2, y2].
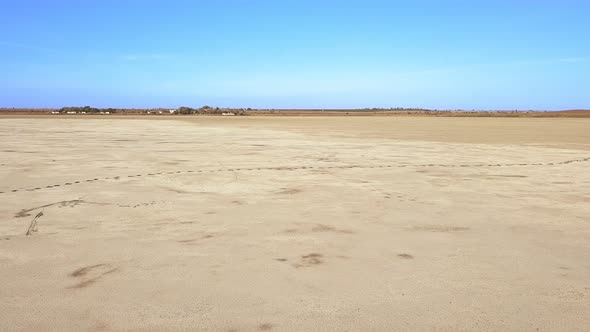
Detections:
[1, 116, 589, 331]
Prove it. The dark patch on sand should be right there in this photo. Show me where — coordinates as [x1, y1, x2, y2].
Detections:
[258, 323, 274, 330]
[293, 253, 324, 268]
[398, 253, 414, 259]
[277, 188, 302, 195]
[68, 263, 119, 289]
[411, 225, 470, 232]
[178, 234, 214, 244]
[312, 224, 354, 234]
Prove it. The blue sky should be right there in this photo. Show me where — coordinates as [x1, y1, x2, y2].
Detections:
[1, 0, 589, 109]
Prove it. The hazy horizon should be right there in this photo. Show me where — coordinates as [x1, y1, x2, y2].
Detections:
[1, 106, 588, 112]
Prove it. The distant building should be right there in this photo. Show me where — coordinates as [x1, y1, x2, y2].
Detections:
[169, 109, 176, 114]
[222, 112, 235, 116]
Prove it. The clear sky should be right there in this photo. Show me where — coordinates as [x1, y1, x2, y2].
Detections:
[1, 0, 589, 109]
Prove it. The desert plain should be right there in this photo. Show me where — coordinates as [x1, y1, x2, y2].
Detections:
[1, 116, 589, 331]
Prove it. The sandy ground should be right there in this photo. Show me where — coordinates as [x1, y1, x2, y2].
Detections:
[1, 117, 589, 331]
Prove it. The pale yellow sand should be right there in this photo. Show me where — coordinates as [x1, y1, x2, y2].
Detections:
[1, 117, 589, 331]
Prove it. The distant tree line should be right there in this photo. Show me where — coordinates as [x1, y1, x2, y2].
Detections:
[176, 105, 246, 115]
[50, 105, 250, 115]
[59, 106, 118, 113]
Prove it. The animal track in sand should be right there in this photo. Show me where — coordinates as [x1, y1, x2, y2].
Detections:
[15, 200, 157, 218]
[14, 199, 100, 218]
[2, 157, 588, 195]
